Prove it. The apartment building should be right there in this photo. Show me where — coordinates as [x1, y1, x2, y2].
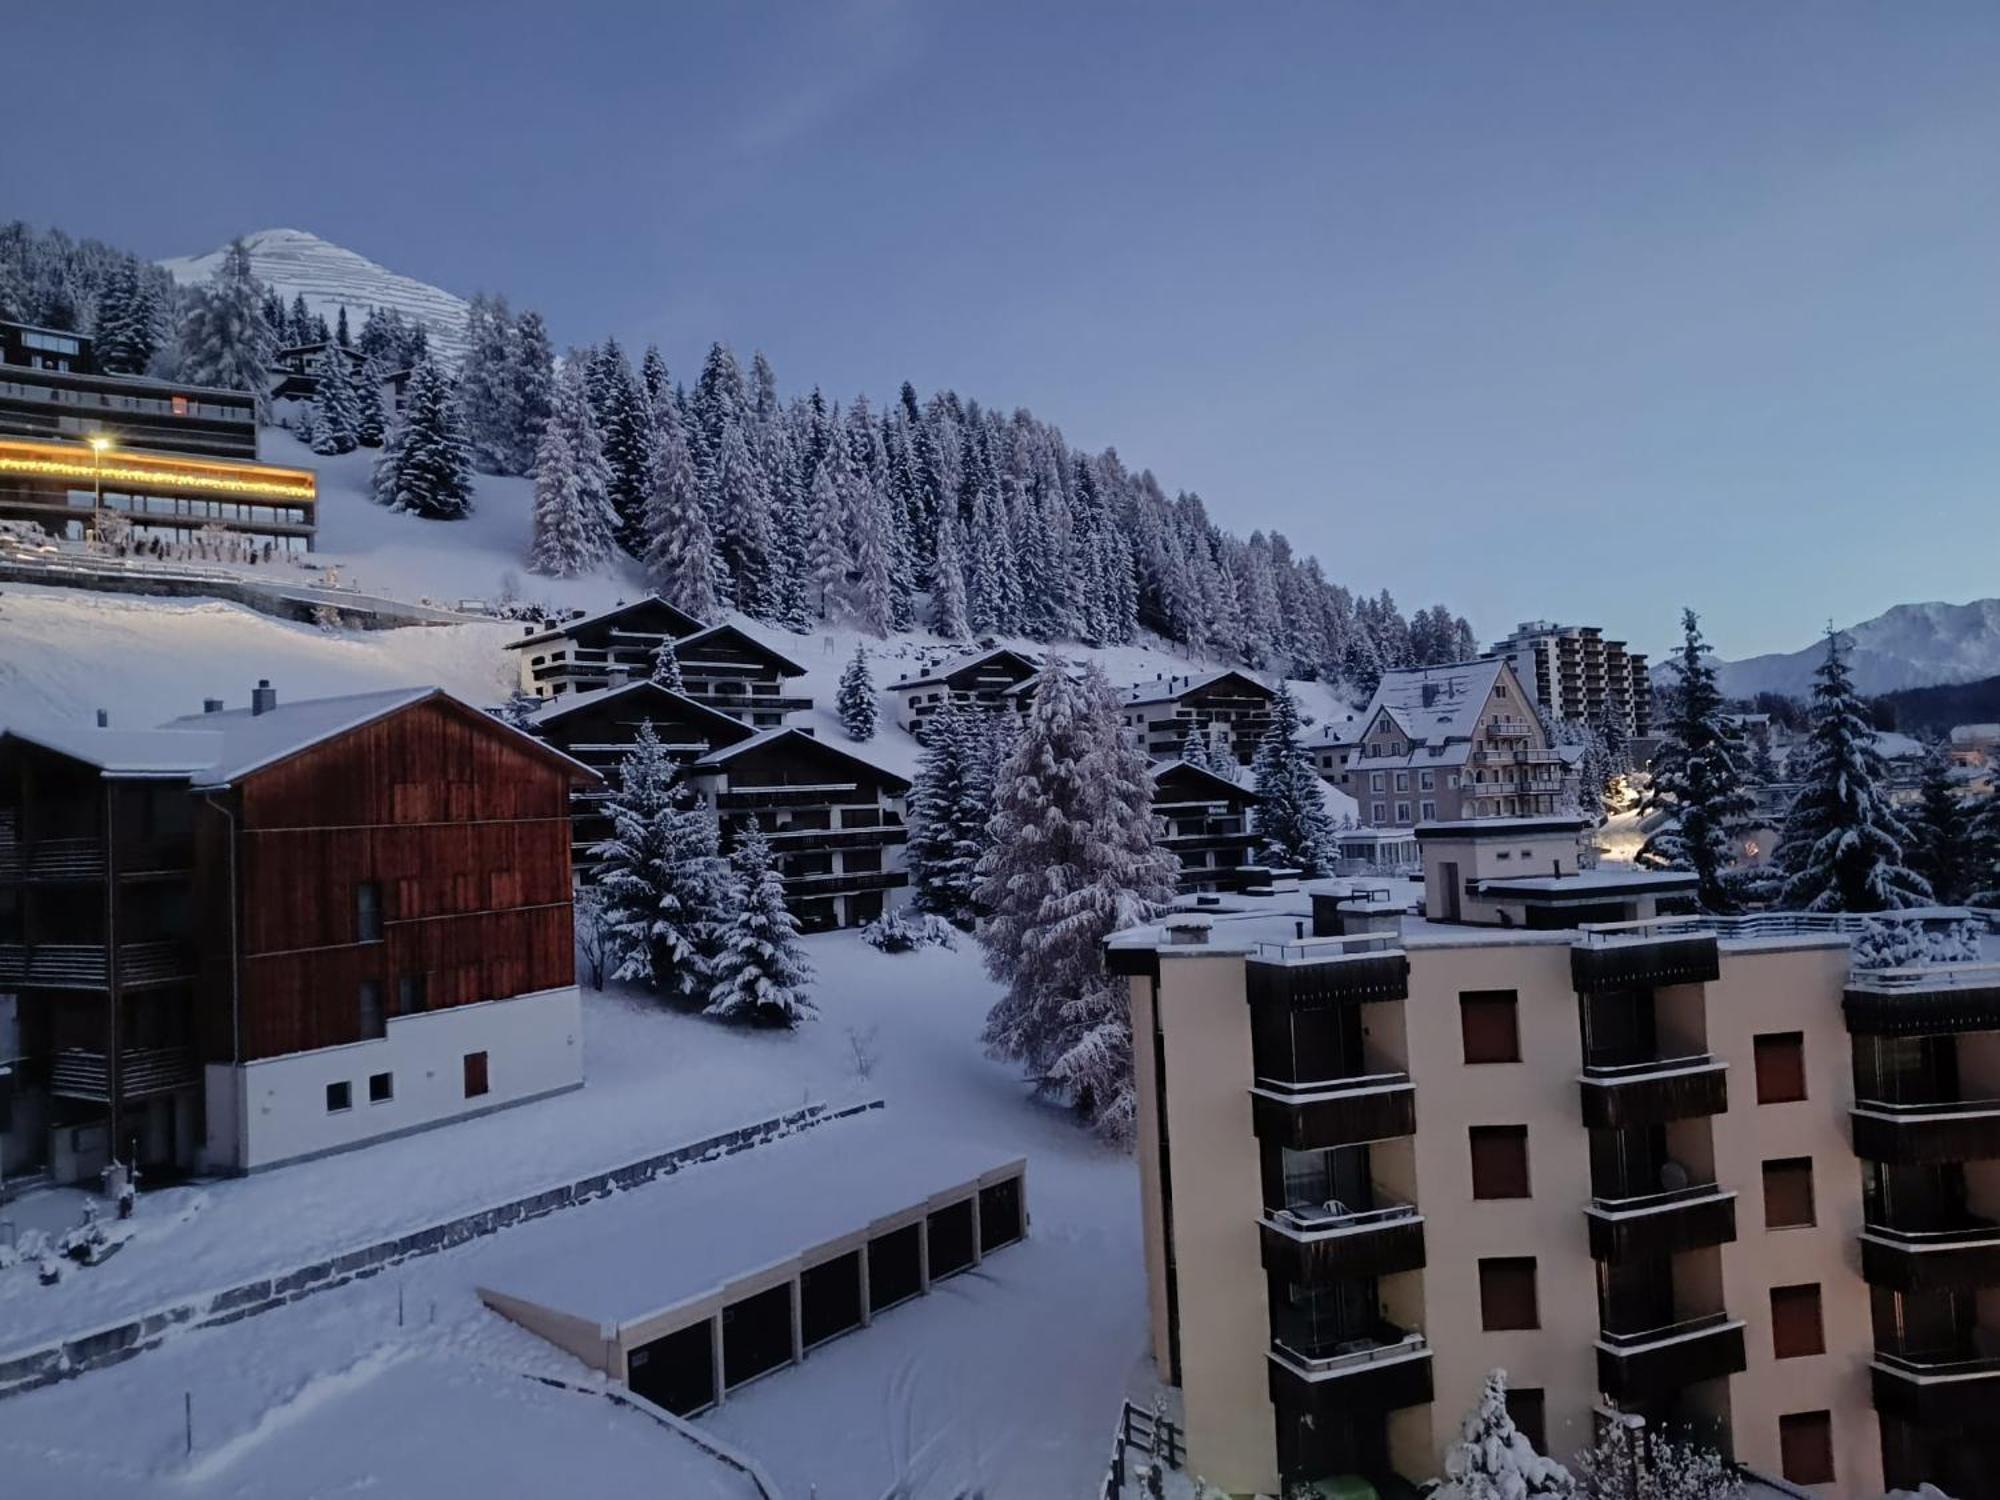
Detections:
[0, 685, 595, 1183]
[1150, 760, 1259, 894]
[1311, 659, 1573, 828]
[1122, 671, 1276, 768]
[1108, 815, 1996, 1498]
[1, 319, 259, 461]
[887, 647, 1041, 738]
[1487, 621, 1652, 741]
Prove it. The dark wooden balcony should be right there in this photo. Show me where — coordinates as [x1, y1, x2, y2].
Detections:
[0, 942, 107, 988]
[118, 941, 193, 988]
[1586, 1183, 1737, 1261]
[1845, 963, 2000, 1036]
[780, 869, 909, 899]
[1251, 1075, 1417, 1152]
[1247, 941, 1410, 1011]
[1851, 1098, 2000, 1165]
[1596, 1313, 1746, 1403]
[686, 693, 813, 714]
[1871, 1349, 2000, 1428]
[1571, 926, 1720, 994]
[715, 784, 864, 810]
[49, 1045, 199, 1102]
[1860, 1223, 2000, 1292]
[1267, 1329, 1433, 1417]
[1579, 1055, 1728, 1129]
[760, 826, 908, 853]
[1260, 1203, 1426, 1284]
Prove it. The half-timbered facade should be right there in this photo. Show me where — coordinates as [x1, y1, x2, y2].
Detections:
[888, 647, 1041, 738]
[1150, 759, 1258, 893]
[1121, 670, 1276, 767]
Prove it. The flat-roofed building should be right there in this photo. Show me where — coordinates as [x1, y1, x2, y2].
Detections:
[1487, 620, 1653, 741]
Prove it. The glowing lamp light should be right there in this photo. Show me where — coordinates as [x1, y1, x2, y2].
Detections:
[88, 435, 112, 453]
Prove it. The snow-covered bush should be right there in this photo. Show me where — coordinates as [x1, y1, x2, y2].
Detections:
[861, 909, 958, 953]
[1575, 1419, 1737, 1500]
[1852, 917, 1982, 971]
[1437, 1370, 1573, 1500]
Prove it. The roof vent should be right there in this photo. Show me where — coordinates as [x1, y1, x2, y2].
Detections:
[1165, 915, 1212, 947]
[203, 698, 225, 715]
[251, 679, 277, 717]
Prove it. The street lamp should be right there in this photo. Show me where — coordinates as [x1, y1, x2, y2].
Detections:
[88, 434, 111, 545]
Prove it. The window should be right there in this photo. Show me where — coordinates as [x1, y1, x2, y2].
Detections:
[1754, 1033, 1806, 1104]
[1504, 1387, 1547, 1454]
[1778, 1411, 1835, 1485]
[1395, 772, 1410, 792]
[1420, 770, 1435, 790]
[1470, 1125, 1530, 1199]
[463, 1051, 489, 1098]
[1419, 800, 1436, 820]
[1460, 991, 1521, 1064]
[1372, 802, 1387, 823]
[398, 973, 428, 1015]
[1478, 1257, 1539, 1330]
[356, 882, 383, 942]
[325, 1081, 352, 1113]
[368, 1071, 395, 1104]
[358, 981, 385, 1041]
[1763, 1158, 1815, 1228]
[1770, 1284, 1824, 1359]
[1395, 801, 1411, 823]
[1371, 772, 1385, 793]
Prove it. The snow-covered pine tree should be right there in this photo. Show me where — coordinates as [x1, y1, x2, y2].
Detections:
[309, 347, 360, 455]
[1777, 629, 1930, 912]
[459, 292, 519, 474]
[175, 240, 275, 417]
[1179, 718, 1212, 770]
[706, 825, 815, 1028]
[1970, 778, 2000, 907]
[597, 348, 656, 554]
[977, 659, 1178, 1142]
[804, 441, 853, 621]
[528, 360, 617, 577]
[90, 260, 157, 375]
[907, 698, 983, 925]
[1909, 743, 1974, 907]
[372, 356, 473, 520]
[641, 344, 669, 404]
[837, 646, 877, 740]
[1251, 685, 1337, 874]
[592, 720, 730, 1007]
[651, 637, 685, 692]
[711, 420, 775, 617]
[510, 310, 556, 476]
[287, 294, 312, 347]
[1575, 1419, 1739, 1500]
[1637, 610, 1758, 913]
[335, 305, 351, 348]
[641, 397, 725, 621]
[352, 355, 387, 447]
[931, 503, 971, 640]
[1437, 1370, 1573, 1500]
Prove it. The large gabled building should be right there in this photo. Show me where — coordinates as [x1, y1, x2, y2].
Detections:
[887, 647, 1042, 738]
[1121, 670, 1277, 767]
[1150, 759, 1259, 894]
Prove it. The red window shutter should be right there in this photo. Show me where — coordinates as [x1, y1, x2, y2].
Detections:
[1470, 1126, 1531, 1199]
[1754, 1033, 1807, 1104]
[1460, 992, 1521, 1064]
[1770, 1284, 1825, 1359]
[1779, 1411, 1834, 1485]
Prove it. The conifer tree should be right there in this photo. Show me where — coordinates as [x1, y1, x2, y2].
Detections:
[908, 698, 984, 925]
[288, 293, 312, 346]
[597, 347, 655, 553]
[977, 660, 1178, 1142]
[931, 505, 970, 640]
[1180, 718, 1211, 770]
[91, 261, 157, 375]
[707, 826, 814, 1028]
[641, 344, 669, 404]
[176, 240, 275, 417]
[1909, 743, 1974, 907]
[1969, 780, 2000, 907]
[528, 360, 617, 576]
[1777, 629, 1930, 912]
[309, 347, 360, 455]
[1437, 1371, 1574, 1500]
[372, 356, 473, 520]
[1638, 610, 1757, 912]
[837, 645, 877, 741]
[651, 637, 685, 692]
[510, 310, 556, 476]
[335, 306, 351, 348]
[804, 445, 853, 620]
[352, 354, 387, 447]
[1251, 685, 1337, 874]
[643, 398, 725, 620]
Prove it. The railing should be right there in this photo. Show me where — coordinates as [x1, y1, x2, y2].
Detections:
[1862, 1220, 2000, 1249]
[1598, 1309, 1737, 1349]
[0, 943, 109, 986]
[1271, 1327, 1428, 1377]
[1855, 1096, 2000, 1118]
[49, 1045, 196, 1100]
[25, 838, 106, 880]
[1265, 1195, 1419, 1237]
[1252, 932, 1403, 964]
[1583, 1052, 1718, 1081]
[1589, 1178, 1729, 1214]
[1254, 1069, 1411, 1101]
[1874, 1348, 2000, 1378]
[1852, 962, 2000, 992]
[1100, 1400, 1184, 1500]
[118, 941, 191, 986]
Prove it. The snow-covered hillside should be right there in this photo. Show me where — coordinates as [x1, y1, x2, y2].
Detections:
[160, 228, 471, 365]
[1683, 598, 2000, 700]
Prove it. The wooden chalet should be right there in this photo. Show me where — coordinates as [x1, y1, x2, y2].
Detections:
[0, 684, 597, 1184]
[688, 729, 911, 933]
[1120, 669, 1276, 767]
[671, 623, 812, 727]
[887, 647, 1041, 738]
[1150, 760, 1259, 893]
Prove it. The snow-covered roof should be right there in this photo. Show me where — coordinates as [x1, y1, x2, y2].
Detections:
[1361, 658, 1508, 744]
[672, 621, 809, 676]
[1871, 731, 1926, 761]
[526, 678, 750, 741]
[1148, 758, 1253, 799]
[691, 727, 912, 792]
[503, 595, 707, 651]
[0, 723, 224, 777]
[891, 646, 1041, 691]
[1475, 868, 1698, 897]
[1121, 668, 1273, 709]
[1413, 814, 1591, 838]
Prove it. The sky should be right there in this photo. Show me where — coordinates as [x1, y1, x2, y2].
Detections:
[8, 2, 2000, 661]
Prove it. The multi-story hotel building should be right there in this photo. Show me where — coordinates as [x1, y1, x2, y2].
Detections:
[1122, 671, 1277, 768]
[1107, 816, 1997, 1498]
[887, 647, 1042, 738]
[1487, 621, 1653, 741]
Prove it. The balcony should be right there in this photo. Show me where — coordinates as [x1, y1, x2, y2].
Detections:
[0, 836, 109, 882]
[780, 869, 909, 899]
[1252, 1074, 1417, 1152]
[1571, 920, 1721, 993]
[0, 942, 108, 988]
[118, 941, 193, 987]
[1851, 1098, 2000, 1164]
[715, 783, 862, 810]
[1845, 962, 2000, 1037]
[1579, 1054, 1728, 1130]
[1259, 1200, 1426, 1284]
[759, 826, 908, 853]
[1247, 937, 1410, 1011]
[1860, 1222, 2000, 1292]
[1585, 1182, 1737, 1261]
[49, 1045, 199, 1102]
[1871, 1348, 2000, 1427]
[1596, 1313, 1746, 1403]
[685, 693, 813, 715]
[1268, 1327, 1433, 1417]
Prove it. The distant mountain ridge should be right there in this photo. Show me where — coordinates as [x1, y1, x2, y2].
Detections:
[159, 228, 471, 366]
[1671, 598, 2000, 700]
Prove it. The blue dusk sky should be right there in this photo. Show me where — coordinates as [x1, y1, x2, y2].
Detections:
[8, 3, 2000, 660]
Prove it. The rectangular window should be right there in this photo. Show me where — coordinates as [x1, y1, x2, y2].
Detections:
[1394, 772, 1409, 792]
[1470, 1125, 1530, 1199]
[356, 882, 383, 942]
[1460, 991, 1521, 1064]
[1478, 1257, 1539, 1330]
[1420, 770, 1435, 790]
[1419, 800, 1436, 820]
[1778, 1411, 1835, 1485]
[1770, 1284, 1824, 1359]
[326, 1080, 352, 1113]
[1504, 1388, 1547, 1456]
[1372, 802, 1387, 823]
[358, 981, 385, 1041]
[1371, 772, 1385, 793]
[1754, 1032, 1807, 1104]
[1763, 1158, 1815, 1228]
[398, 973, 428, 1015]
[1394, 801, 1410, 822]
[463, 1051, 489, 1099]
[368, 1071, 394, 1104]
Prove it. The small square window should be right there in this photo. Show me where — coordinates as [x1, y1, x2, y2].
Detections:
[325, 1080, 352, 1113]
[368, 1071, 394, 1104]
[1478, 1257, 1539, 1330]
[1460, 991, 1521, 1065]
[1770, 1283, 1824, 1359]
[1763, 1158, 1816, 1228]
[1779, 1411, 1834, 1485]
[1754, 1033, 1807, 1104]
[463, 1050, 489, 1099]
[1470, 1125, 1530, 1199]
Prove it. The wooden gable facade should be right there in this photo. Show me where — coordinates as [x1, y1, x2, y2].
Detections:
[1151, 761, 1259, 893]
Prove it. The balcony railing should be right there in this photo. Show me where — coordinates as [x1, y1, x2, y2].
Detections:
[1860, 1221, 2000, 1292]
[779, 869, 909, 899]
[1579, 1053, 1728, 1129]
[1596, 1312, 1746, 1402]
[1846, 962, 2000, 1036]
[1572, 919, 1721, 993]
[1585, 1181, 1737, 1261]
[1260, 1197, 1426, 1283]
[49, 1045, 198, 1101]
[1251, 1073, 1417, 1151]
[1267, 1327, 1434, 1416]
[118, 941, 193, 987]
[1851, 1097, 2000, 1164]
[0, 942, 108, 987]
[1247, 934, 1410, 1010]
[1871, 1347, 2000, 1427]
[715, 783, 863, 809]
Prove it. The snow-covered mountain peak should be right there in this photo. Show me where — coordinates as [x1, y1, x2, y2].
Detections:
[1683, 597, 2000, 699]
[159, 228, 471, 366]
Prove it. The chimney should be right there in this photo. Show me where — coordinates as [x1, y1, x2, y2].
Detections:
[203, 698, 225, 715]
[251, 679, 277, 717]
[95, 709, 109, 728]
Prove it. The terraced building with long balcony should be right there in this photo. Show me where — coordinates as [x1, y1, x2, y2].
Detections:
[1108, 814, 1993, 1498]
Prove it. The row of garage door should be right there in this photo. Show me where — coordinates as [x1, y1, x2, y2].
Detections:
[626, 1175, 1024, 1417]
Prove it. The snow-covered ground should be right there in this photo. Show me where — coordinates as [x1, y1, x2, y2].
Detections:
[0, 935, 1152, 1499]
